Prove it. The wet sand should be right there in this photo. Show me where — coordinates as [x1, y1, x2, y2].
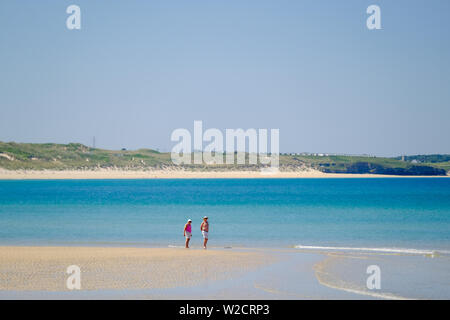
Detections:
[0, 246, 271, 292]
[0, 246, 363, 300]
[1, 246, 447, 299]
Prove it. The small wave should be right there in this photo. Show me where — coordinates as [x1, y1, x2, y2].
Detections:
[315, 276, 412, 300]
[294, 245, 448, 256]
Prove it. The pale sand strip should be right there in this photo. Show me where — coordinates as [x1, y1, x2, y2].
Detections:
[1, 169, 447, 180]
[0, 246, 271, 291]
[313, 253, 410, 300]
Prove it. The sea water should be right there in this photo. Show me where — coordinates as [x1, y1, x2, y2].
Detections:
[1, 178, 450, 299]
[0, 178, 449, 251]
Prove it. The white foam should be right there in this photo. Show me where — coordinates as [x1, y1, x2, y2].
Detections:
[294, 245, 445, 256]
[315, 277, 412, 300]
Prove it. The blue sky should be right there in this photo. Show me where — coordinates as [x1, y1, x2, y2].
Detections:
[0, 0, 449, 156]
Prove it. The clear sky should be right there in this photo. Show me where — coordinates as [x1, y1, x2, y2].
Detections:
[0, 0, 449, 156]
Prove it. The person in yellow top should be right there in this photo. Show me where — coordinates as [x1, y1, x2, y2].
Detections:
[200, 216, 209, 249]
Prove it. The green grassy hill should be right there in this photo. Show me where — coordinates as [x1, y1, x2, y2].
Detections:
[393, 154, 450, 172]
[0, 142, 172, 170]
[0, 141, 448, 176]
[278, 154, 447, 175]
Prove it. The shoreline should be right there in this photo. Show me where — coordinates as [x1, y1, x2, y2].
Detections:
[0, 169, 448, 180]
[0, 245, 444, 299]
[0, 245, 374, 299]
[0, 246, 272, 293]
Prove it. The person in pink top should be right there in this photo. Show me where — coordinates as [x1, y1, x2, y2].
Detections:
[183, 219, 192, 248]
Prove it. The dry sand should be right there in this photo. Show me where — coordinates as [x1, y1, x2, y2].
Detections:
[0, 168, 443, 180]
[0, 246, 271, 291]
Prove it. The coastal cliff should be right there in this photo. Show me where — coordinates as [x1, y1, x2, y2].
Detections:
[0, 142, 448, 176]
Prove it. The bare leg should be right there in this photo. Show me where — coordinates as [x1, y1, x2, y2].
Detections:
[185, 238, 190, 248]
[203, 238, 208, 249]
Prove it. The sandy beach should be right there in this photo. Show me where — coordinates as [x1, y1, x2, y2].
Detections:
[0, 246, 272, 292]
[0, 169, 447, 180]
[0, 246, 359, 299]
[1, 245, 445, 299]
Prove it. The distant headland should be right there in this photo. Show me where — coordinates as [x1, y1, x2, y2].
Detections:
[0, 141, 448, 179]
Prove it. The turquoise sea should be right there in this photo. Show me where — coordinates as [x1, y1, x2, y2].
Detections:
[0, 178, 449, 252]
[1, 178, 450, 299]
